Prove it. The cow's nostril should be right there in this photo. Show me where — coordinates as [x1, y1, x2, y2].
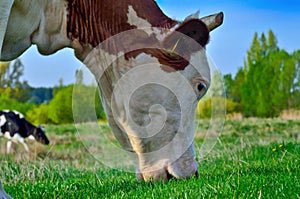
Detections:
[195, 170, 199, 178]
[167, 171, 175, 181]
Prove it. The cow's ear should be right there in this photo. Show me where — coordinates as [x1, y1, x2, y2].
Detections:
[175, 19, 209, 47]
[161, 19, 209, 61]
[39, 125, 45, 131]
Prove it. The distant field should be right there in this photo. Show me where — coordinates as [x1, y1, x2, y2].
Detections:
[0, 118, 299, 198]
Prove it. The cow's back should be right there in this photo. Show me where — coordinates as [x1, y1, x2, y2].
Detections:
[0, 110, 25, 137]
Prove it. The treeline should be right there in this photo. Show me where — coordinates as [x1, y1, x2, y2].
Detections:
[224, 30, 300, 117]
[0, 60, 106, 124]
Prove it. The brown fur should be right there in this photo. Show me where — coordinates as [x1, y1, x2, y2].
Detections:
[67, 0, 177, 47]
[66, 0, 209, 72]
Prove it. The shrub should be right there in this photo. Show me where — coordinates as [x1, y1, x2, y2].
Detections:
[48, 85, 74, 124]
[26, 104, 51, 124]
[196, 97, 240, 118]
[0, 93, 36, 114]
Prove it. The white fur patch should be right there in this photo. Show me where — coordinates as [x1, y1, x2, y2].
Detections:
[3, 131, 27, 143]
[188, 50, 210, 84]
[6, 133, 29, 152]
[13, 133, 24, 142]
[1, 0, 71, 60]
[0, 0, 14, 58]
[3, 131, 11, 139]
[0, 115, 6, 127]
[28, 135, 35, 140]
[127, 5, 152, 30]
[126, 5, 170, 41]
[12, 110, 24, 118]
[3, 110, 24, 118]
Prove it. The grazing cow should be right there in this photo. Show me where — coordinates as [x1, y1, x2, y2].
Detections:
[0, 110, 49, 153]
[0, 0, 224, 182]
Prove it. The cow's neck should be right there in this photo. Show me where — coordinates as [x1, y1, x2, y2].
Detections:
[66, 0, 177, 48]
[22, 120, 35, 137]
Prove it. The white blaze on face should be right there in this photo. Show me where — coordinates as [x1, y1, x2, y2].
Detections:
[78, 25, 212, 179]
[189, 50, 211, 84]
[127, 5, 152, 30]
[116, 49, 209, 179]
[111, 52, 200, 157]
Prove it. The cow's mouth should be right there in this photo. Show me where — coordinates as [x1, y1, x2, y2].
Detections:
[136, 157, 199, 181]
[37, 137, 50, 145]
[167, 170, 199, 181]
[137, 168, 199, 182]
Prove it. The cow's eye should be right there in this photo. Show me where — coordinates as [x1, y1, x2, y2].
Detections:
[197, 82, 207, 97]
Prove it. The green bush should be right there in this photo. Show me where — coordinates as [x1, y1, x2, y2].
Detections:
[72, 84, 106, 123]
[196, 97, 240, 118]
[48, 85, 74, 124]
[45, 84, 106, 124]
[26, 104, 51, 124]
[0, 93, 36, 114]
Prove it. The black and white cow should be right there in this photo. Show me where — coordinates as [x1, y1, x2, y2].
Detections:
[0, 110, 49, 153]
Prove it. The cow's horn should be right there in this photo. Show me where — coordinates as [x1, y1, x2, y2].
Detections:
[200, 12, 224, 31]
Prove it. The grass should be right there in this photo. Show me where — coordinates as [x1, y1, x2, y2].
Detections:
[0, 118, 299, 198]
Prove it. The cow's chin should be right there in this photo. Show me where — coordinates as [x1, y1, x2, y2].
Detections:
[136, 146, 198, 181]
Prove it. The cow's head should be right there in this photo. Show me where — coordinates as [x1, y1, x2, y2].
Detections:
[78, 12, 223, 181]
[33, 126, 49, 145]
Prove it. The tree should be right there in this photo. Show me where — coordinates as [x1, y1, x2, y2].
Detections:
[53, 78, 64, 96]
[48, 84, 106, 124]
[223, 74, 233, 98]
[289, 50, 300, 109]
[29, 87, 53, 104]
[0, 62, 10, 87]
[26, 104, 51, 124]
[75, 69, 83, 84]
[48, 85, 74, 124]
[225, 30, 300, 117]
[0, 93, 35, 114]
[0, 59, 24, 88]
[0, 59, 31, 102]
[224, 67, 246, 104]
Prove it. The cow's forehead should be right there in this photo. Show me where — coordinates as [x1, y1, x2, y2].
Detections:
[126, 5, 177, 41]
[84, 28, 210, 79]
[67, 0, 177, 47]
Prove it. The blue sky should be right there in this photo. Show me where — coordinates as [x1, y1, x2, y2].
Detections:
[20, 0, 300, 87]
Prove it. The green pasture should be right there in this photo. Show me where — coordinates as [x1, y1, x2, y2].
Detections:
[0, 118, 299, 198]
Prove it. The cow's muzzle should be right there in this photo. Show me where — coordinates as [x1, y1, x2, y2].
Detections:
[136, 158, 198, 181]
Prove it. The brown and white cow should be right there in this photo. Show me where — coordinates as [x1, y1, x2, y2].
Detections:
[0, 0, 223, 186]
